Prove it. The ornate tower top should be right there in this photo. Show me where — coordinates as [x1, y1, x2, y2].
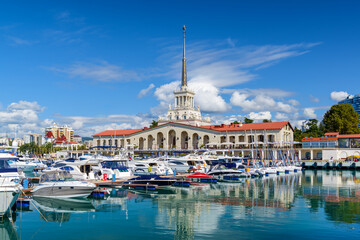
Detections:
[157, 25, 210, 126]
[181, 25, 187, 87]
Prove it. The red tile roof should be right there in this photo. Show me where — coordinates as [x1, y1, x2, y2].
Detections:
[302, 137, 338, 142]
[93, 129, 143, 137]
[92, 121, 292, 137]
[200, 121, 292, 132]
[45, 131, 55, 138]
[325, 132, 339, 136]
[337, 134, 360, 139]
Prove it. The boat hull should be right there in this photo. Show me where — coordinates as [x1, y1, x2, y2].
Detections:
[0, 188, 21, 216]
[32, 183, 96, 198]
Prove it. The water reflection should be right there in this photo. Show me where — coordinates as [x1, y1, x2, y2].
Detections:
[12, 170, 360, 239]
[32, 197, 95, 222]
[148, 171, 359, 239]
[301, 170, 360, 223]
[0, 219, 19, 240]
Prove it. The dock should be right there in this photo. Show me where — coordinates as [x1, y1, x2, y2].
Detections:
[301, 160, 360, 170]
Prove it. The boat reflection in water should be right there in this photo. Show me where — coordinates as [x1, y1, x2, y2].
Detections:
[32, 197, 95, 223]
[301, 170, 360, 223]
[90, 188, 130, 212]
[10, 170, 360, 239]
[147, 171, 360, 240]
[0, 219, 19, 240]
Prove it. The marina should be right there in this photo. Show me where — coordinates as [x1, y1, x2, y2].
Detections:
[1, 1, 360, 239]
[1, 170, 360, 239]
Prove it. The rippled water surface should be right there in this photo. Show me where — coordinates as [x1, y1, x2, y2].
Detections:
[2, 170, 360, 240]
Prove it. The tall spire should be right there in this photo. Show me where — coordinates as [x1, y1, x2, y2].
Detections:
[181, 25, 187, 87]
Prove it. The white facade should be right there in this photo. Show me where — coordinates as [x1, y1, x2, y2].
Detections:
[93, 122, 294, 152]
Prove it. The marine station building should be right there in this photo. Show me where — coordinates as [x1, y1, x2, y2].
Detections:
[92, 26, 294, 156]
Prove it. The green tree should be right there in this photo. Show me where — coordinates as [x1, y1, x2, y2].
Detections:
[263, 119, 272, 123]
[323, 103, 360, 134]
[233, 121, 240, 124]
[19, 142, 41, 155]
[294, 127, 303, 142]
[78, 144, 88, 150]
[244, 117, 253, 123]
[293, 120, 324, 142]
[150, 120, 158, 128]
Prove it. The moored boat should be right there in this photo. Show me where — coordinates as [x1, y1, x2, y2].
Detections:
[31, 170, 96, 198]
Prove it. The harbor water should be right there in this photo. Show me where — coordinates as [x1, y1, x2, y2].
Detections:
[3, 170, 360, 240]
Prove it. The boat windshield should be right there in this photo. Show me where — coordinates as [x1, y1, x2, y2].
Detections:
[0, 159, 11, 169]
[40, 171, 74, 182]
[101, 160, 128, 170]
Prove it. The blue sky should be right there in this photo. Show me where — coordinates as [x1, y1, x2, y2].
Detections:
[0, 0, 359, 137]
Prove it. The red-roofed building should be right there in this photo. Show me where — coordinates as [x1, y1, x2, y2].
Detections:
[301, 133, 360, 161]
[92, 121, 294, 152]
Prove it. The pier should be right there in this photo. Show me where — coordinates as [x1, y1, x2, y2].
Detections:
[300, 160, 360, 170]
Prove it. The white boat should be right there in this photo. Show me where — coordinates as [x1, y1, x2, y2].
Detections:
[31, 171, 96, 198]
[166, 154, 210, 173]
[94, 159, 132, 180]
[42, 158, 100, 180]
[0, 153, 37, 172]
[129, 159, 174, 176]
[0, 157, 22, 216]
[207, 164, 245, 178]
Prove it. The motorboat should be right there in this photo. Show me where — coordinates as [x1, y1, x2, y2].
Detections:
[129, 159, 173, 176]
[123, 175, 177, 187]
[94, 159, 132, 180]
[42, 158, 99, 180]
[207, 163, 245, 176]
[0, 157, 22, 216]
[31, 170, 96, 198]
[166, 154, 210, 173]
[0, 153, 37, 172]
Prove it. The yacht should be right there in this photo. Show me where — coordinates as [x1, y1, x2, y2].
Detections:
[31, 170, 96, 198]
[0, 153, 37, 172]
[129, 159, 173, 176]
[207, 163, 245, 176]
[42, 158, 99, 180]
[94, 159, 132, 180]
[123, 175, 177, 187]
[166, 154, 210, 173]
[0, 157, 22, 216]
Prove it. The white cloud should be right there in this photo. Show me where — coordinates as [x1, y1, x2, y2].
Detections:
[0, 101, 51, 138]
[60, 114, 154, 137]
[230, 91, 294, 113]
[50, 61, 140, 82]
[7, 101, 45, 112]
[303, 108, 317, 119]
[288, 99, 300, 106]
[154, 81, 179, 103]
[222, 88, 294, 98]
[138, 83, 155, 98]
[275, 112, 288, 120]
[248, 111, 272, 120]
[330, 91, 349, 102]
[309, 95, 320, 103]
[189, 82, 230, 113]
